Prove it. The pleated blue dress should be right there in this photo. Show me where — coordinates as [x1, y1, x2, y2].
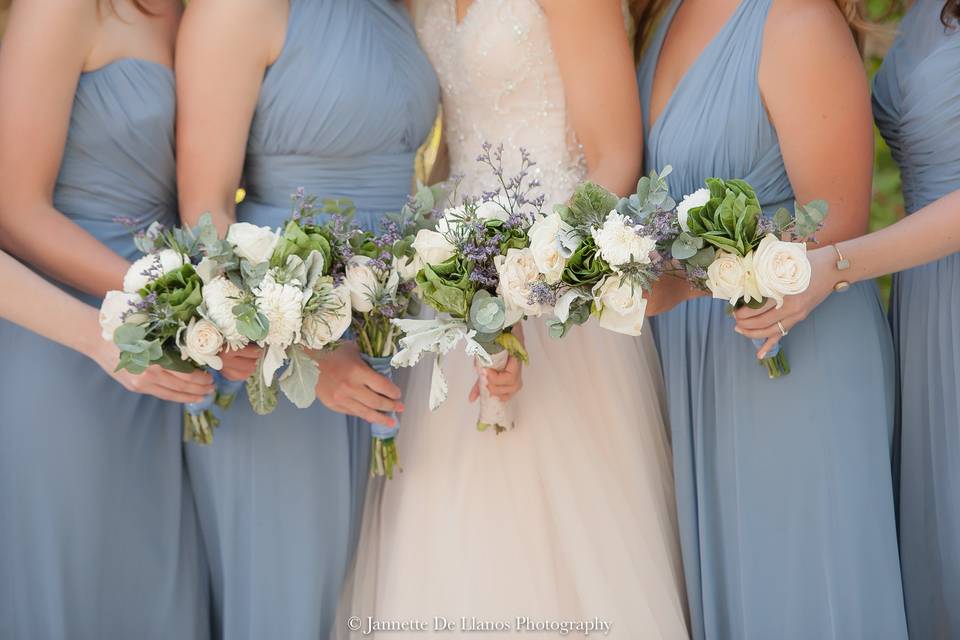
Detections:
[873, 3, 960, 637]
[0, 60, 209, 640]
[637, 1, 907, 638]
[182, 2, 438, 638]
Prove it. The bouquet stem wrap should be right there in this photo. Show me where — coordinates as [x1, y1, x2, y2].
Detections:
[360, 353, 401, 479]
[213, 372, 246, 410]
[752, 339, 789, 379]
[475, 349, 515, 433]
[183, 372, 247, 444]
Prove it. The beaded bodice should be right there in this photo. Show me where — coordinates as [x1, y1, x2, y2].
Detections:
[415, 0, 609, 201]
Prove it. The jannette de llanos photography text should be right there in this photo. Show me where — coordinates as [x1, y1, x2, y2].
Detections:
[348, 615, 613, 637]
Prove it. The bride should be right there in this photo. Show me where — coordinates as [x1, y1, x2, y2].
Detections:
[342, 1, 689, 637]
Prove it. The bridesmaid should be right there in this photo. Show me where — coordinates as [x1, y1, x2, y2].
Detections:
[637, 0, 908, 637]
[0, 1, 212, 638]
[737, 1, 960, 636]
[175, 0, 438, 637]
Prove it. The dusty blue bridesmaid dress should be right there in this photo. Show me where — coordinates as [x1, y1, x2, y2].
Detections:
[0, 60, 208, 640]
[182, 2, 437, 638]
[873, 2, 960, 637]
[637, 1, 907, 638]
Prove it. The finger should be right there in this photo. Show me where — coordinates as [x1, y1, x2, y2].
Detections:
[234, 345, 263, 359]
[485, 369, 520, 386]
[220, 368, 252, 382]
[733, 299, 776, 320]
[757, 335, 783, 360]
[152, 371, 217, 397]
[735, 324, 783, 341]
[358, 367, 402, 400]
[468, 380, 480, 403]
[353, 386, 404, 414]
[489, 383, 521, 400]
[342, 398, 395, 428]
[139, 384, 208, 404]
[168, 369, 215, 385]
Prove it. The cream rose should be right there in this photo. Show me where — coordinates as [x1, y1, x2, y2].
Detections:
[99, 291, 145, 341]
[177, 318, 224, 370]
[475, 199, 509, 222]
[592, 276, 648, 336]
[123, 249, 187, 293]
[528, 212, 569, 284]
[591, 212, 656, 268]
[302, 283, 352, 350]
[706, 251, 748, 305]
[676, 188, 710, 232]
[412, 228, 456, 266]
[226, 222, 280, 265]
[495, 247, 543, 316]
[393, 253, 423, 281]
[752, 234, 812, 308]
[344, 255, 381, 314]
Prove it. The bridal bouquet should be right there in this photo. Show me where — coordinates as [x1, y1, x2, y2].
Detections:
[626, 169, 827, 378]
[390, 144, 546, 433]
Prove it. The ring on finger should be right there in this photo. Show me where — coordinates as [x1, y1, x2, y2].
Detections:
[777, 320, 788, 337]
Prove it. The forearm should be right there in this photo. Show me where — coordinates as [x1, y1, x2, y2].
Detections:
[585, 152, 642, 197]
[178, 191, 237, 237]
[0, 202, 128, 297]
[829, 189, 960, 285]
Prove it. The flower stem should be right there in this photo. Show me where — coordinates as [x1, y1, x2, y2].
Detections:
[760, 350, 790, 379]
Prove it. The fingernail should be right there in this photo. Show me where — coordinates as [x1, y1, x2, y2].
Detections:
[734, 328, 743, 335]
[396, 404, 405, 412]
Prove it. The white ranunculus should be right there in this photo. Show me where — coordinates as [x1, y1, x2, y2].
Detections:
[302, 283, 352, 350]
[393, 253, 423, 281]
[412, 228, 456, 266]
[123, 249, 187, 293]
[752, 233, 812, 308]
[676, 188, 710, 232]
[706, 251, 749, 305]
[344, 255, 382, 314]
[226, 222, 280, 265]
[202, 276, 249, 350]
[475, 199, 509, 222]
[255, 274, 305, 348]
[177, 318, 224, 370]
[528, 212, 569, 284]
[592, 276, 648, 336]
[591, 211, 656, 268]
[495, 247, 543, 316]
[99, 291, 145, 341]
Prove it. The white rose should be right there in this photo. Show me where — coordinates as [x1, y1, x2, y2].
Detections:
[302, 283, 352, 350]
[123, 249, 187, 293]
[592, 276, 648, 336]
[705, 251, 748, 305]
[495, 247, 544, 316]
[393, 253, 423, 281]
[591, 211, 656, 268]
[226, 222, 280, 265]
[528, 212, 568, 284]
[475, 199, 509, 222]
[177, 318, 224, 370]
[344, 255, 381, 314]
[438, 206, 468, 236]
[202, 276, 249, 350]
[412, 228, 456, 266]
[255, 274, 305, 348]
[752, 233, 812, 308]
[676, 188, 710, 232]
[99, 291, 144, 341]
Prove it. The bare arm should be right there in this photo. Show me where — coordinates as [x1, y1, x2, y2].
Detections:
[175, 0, 285, 234]
[0, 0, 129, 298]
[541, 0, 643, 196]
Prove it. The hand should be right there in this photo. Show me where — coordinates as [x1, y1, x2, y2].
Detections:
[733, 246, 837, 358]
[220, 344, 262, 381]
[314, 341, 403, 427]
[91, 340, 215, 404]
[645, 273, 706, 317]
[469, 324, 524, 403]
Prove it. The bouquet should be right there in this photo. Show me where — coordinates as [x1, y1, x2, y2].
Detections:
[390, 144, 546, 433]
[621, 168, 826, 378]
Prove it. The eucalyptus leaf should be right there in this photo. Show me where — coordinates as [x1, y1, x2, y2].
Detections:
[671, 232, 702, 260]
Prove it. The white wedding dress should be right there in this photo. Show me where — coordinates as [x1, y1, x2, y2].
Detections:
[339, 2, 689, 638]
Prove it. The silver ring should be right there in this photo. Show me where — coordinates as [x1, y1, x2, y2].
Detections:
[777, 321, 788, 337]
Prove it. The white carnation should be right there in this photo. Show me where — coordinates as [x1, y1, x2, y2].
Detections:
[591, 212, 656, 268]
[177, 318, 224, 370]
[495, 247, 544, 316]
[676, 188, 710, 232]
[226, 222, 280, 265]
[123, 249, 187, 293]
[201, 276, 248, 350]
[752, 234, 811, 308]
[98, 291, 144, 341]
[528, 212, 569, 284]
[592, 276, 648, 336]
[302, 283, 352, 350]
[255, 274, 305, 349]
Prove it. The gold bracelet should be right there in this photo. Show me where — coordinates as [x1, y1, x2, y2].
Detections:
[833, 244, 851, 292]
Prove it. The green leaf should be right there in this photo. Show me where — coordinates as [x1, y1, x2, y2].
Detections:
[772, 207, 792, 232]
[113, 323, 146, 346]
[495, 331, 529, 364]
[688, 246, 717, 268]
[278, 346, 320, 409]
[671, 232, 703, 260]
[246, 358, 278, 415]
